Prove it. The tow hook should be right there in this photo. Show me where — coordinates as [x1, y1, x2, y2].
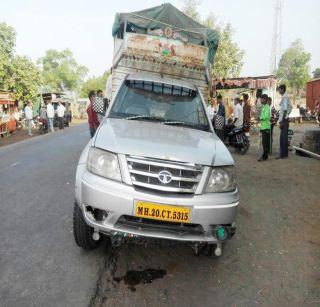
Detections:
[193, 243, 201, 256]
[92, 228, 100, 241]
[215, 243, 222, 256]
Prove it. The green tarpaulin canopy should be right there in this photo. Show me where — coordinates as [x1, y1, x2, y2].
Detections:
[112, 3, 219, 64]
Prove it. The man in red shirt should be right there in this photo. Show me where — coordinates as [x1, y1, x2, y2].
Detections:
[87, 90, 100, 138]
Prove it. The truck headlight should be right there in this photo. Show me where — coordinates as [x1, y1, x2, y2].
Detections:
[87, 147, 122, 181]
[205, 166, 236, 193]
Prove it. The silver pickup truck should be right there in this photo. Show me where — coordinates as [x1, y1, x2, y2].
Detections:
[73, 73, 239, 256]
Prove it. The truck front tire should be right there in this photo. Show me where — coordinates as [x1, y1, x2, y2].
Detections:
[73, 202, 100, 250]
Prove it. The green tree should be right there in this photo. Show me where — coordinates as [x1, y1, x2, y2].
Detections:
[312, 68, 320, 79]
[0, 23, 41, 103]
[277, 39, 311, 96]
[182, 0, 202, 23]
[182, 3, 244, 79]
[6, 55, 41, 103]
[0, 22, 16, 87]
[81, 70, 110, 98]
[210, 22, 244, 78]
[38, 49, 88, 92]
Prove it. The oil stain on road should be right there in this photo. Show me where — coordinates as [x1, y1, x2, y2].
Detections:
[114, 268, 167, 291]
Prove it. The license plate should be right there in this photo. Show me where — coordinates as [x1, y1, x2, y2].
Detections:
[134, 201, 190, 223]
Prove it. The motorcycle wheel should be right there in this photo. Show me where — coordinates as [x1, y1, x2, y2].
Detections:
[237, 138, 250, 155]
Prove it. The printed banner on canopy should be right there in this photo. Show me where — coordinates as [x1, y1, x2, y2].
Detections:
[123, 33, 209, 68]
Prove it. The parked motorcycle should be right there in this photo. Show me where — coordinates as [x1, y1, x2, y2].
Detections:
[38, 117, 49, 134]
[225, 124, 250, 155]
[299, 107, 312, 121]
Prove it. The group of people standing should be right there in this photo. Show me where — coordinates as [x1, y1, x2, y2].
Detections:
[259, 84, 292, 161]
[24, 101, 66, 136]
[208, 93, 252, 141]
[209, 83, 292, 162]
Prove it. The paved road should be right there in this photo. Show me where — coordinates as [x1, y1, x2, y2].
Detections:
[0, 124, 106, 306]
[0, 124, 319, 306]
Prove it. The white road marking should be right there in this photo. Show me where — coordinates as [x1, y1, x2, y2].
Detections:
[0, 161, 21, 173]
[10, 162, 20, 167]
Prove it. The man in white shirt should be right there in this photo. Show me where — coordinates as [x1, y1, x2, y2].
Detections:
[46, 100, 55, 132]
[25, 102, 33, 136]
[207, 99, 216, 123]
[57, 102, 66, 130]
[277, 84, 292, 159]
[233, 98, 243, 127]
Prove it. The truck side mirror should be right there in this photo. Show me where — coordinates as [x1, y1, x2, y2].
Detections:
[93, 97, 108, 116]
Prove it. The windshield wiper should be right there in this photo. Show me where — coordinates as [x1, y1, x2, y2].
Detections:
[163, 120, 209, 131]
[125, 115, 163, 122]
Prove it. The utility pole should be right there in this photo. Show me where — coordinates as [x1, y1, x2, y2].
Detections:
[270, 0, 282, 74]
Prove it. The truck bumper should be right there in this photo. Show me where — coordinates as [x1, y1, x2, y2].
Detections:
[76, 165, 239, 243]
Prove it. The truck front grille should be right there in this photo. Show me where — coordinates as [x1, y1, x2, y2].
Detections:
[127, 156, 203, 193]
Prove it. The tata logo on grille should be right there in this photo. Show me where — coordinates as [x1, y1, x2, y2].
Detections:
[158, 170, 172, 184]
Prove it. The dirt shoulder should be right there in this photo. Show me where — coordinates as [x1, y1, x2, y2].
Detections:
[90, 127, 320, 306]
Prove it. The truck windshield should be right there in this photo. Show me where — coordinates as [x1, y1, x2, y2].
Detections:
[108, 80, 210, 131]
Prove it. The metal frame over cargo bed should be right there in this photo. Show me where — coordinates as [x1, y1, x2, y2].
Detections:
[111, 31, 212, 100]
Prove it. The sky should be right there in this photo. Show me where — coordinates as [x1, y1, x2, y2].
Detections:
[1, 0, 319, 79]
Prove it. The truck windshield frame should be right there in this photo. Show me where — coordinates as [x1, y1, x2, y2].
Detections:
[108, 80, 210, 131]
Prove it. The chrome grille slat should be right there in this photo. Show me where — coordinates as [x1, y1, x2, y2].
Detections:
[131, 181, 195, 193]
[127, 157, 202, 172]
[129, 169, 200, 183]
[127, 156, 203, 194]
